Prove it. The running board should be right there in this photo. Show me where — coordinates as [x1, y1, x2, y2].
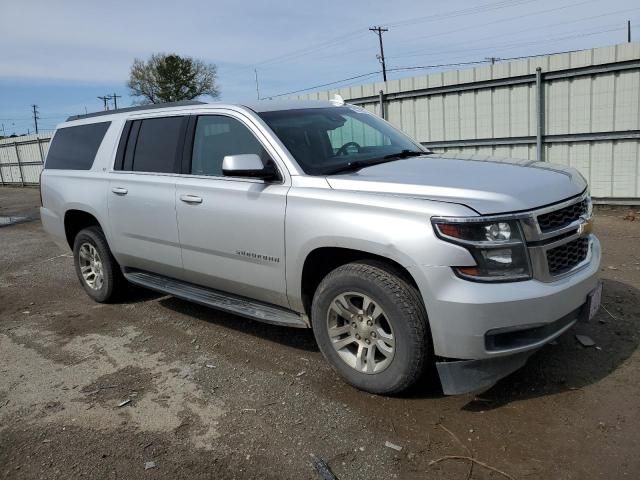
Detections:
[122, 269, 309, 328]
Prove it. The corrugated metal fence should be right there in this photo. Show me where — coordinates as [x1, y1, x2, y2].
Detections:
[0, 133, 52, 186]
[296, 42, 640, 201]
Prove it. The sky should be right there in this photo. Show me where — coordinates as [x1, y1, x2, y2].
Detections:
[1, 0, 638, 135]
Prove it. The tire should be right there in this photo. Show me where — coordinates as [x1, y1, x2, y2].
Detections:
[311, 262, 430, 395]
[72, 226, 125, 303]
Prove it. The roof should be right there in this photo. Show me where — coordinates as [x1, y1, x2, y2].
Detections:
[65, 99, 340, 123]
[65, 100, 206, 121]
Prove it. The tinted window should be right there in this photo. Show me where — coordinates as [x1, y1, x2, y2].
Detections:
[132, 117, 183, 173]
[191, 116, 269, 176]
[45, 122, 110, 170]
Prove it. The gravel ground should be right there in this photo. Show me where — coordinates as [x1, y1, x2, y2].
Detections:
[1, 186, 639, 480]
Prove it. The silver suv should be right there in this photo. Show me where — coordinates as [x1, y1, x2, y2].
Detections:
[40, 99, 601, 395]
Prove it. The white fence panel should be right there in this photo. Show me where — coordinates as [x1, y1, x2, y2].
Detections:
[0, 133, 51, 186]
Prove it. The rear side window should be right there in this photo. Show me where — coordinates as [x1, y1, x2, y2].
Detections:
[131, 117, 184, 173]
[45, 122, 110, 170]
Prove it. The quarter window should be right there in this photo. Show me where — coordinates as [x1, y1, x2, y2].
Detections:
[45, 122, 110, 170]
[190, 116, 270, 176]
[131, 117, 184, 173]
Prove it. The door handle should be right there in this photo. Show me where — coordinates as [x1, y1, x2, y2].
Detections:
[111, 187, 128, 195]
[180, 194, 203, 204]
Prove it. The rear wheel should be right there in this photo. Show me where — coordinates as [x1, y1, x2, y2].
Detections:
[311, 262, 430, 395]
[72, 226, 124, 303]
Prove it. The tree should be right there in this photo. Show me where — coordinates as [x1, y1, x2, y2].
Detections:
[127, 53, 220, 104]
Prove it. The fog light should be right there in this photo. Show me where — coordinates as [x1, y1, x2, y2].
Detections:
[482, 248, 513, 264]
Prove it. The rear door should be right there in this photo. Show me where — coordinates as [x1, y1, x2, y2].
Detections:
[107, 115, 187, 279]
[174, 112, 289, 307]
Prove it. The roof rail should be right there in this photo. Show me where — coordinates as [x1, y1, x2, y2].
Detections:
[66, 100, 207, 122]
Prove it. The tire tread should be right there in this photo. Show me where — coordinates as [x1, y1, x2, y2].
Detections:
[313, 261, 429, 395]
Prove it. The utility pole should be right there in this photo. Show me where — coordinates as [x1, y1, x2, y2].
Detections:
[254, 69, 261, 100]
[31, 104, 39, 134]
[111, 92, 122, 110]
[97, 96, 109, 111]
[485, 57, 501, 65]
[628, 20, 631, 43]
[369, 26, 389, 82]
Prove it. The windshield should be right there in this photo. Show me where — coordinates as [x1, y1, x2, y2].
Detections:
[258, 106, 428, 175]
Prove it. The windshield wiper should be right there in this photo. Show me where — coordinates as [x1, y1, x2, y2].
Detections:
[382, 149, 430, 160]
[324, 150, 430, 175]
[324, 159, 389, 175]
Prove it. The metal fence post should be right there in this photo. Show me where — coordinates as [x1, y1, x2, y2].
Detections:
[0, 154, 4, 185]
[36, 137, 45, 164]
[379, 90, 386, 119]
[36, 137, 46, 184]
[535, 67, 545, 162]
[14, 142, 25, 186]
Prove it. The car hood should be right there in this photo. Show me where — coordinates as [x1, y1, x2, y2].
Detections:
[325, 155, 587, 215]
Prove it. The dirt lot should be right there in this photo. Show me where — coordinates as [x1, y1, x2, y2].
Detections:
[0, 186, 639, 480]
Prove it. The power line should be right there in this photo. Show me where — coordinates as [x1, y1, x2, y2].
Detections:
[266, 61, 491, 99]
[266, 71, 382, 99]
[230, 0, 540, 73]
[222, 30, 368, 73]
[265, 43, 627, 100]
[299, 0, 619, 66]
[386, 0, 537, 28]
[369, 26, 389, 81]
[387, 59, 495, 74]
[389, 0, 602, 50]
[387, 24, 628, 61]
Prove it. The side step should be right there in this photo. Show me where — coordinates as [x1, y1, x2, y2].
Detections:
[122, 269, 309, 328]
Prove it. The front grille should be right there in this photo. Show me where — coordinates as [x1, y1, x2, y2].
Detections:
[537, 198, 588, 232]
[546, 237, 589, 275]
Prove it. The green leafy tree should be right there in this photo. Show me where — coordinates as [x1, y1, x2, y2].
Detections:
[127, 53, 220, 104]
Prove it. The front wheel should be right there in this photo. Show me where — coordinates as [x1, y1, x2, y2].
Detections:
[311, 262, 430, 395]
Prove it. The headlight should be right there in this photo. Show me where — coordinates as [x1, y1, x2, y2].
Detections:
[432, 218, 531, 282]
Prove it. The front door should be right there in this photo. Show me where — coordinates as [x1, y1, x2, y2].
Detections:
[175, 114, 289, 307]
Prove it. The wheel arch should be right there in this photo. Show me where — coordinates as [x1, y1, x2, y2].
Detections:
[63, 208, 106, 249]
[298, 246, 422, 319]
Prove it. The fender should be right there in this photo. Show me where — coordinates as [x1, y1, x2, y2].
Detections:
[284, 187, 477, 312]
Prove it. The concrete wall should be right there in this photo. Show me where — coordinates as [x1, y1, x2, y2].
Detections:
[296, 42, 640, 200]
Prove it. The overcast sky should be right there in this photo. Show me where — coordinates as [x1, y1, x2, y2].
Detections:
[1, 0, 638, 134]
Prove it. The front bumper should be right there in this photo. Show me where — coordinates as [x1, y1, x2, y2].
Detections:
[412, 236, 601, 394]
[436, 303, 586, 394]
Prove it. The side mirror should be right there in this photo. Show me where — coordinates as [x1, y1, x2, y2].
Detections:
[221, 154, 279, 180]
